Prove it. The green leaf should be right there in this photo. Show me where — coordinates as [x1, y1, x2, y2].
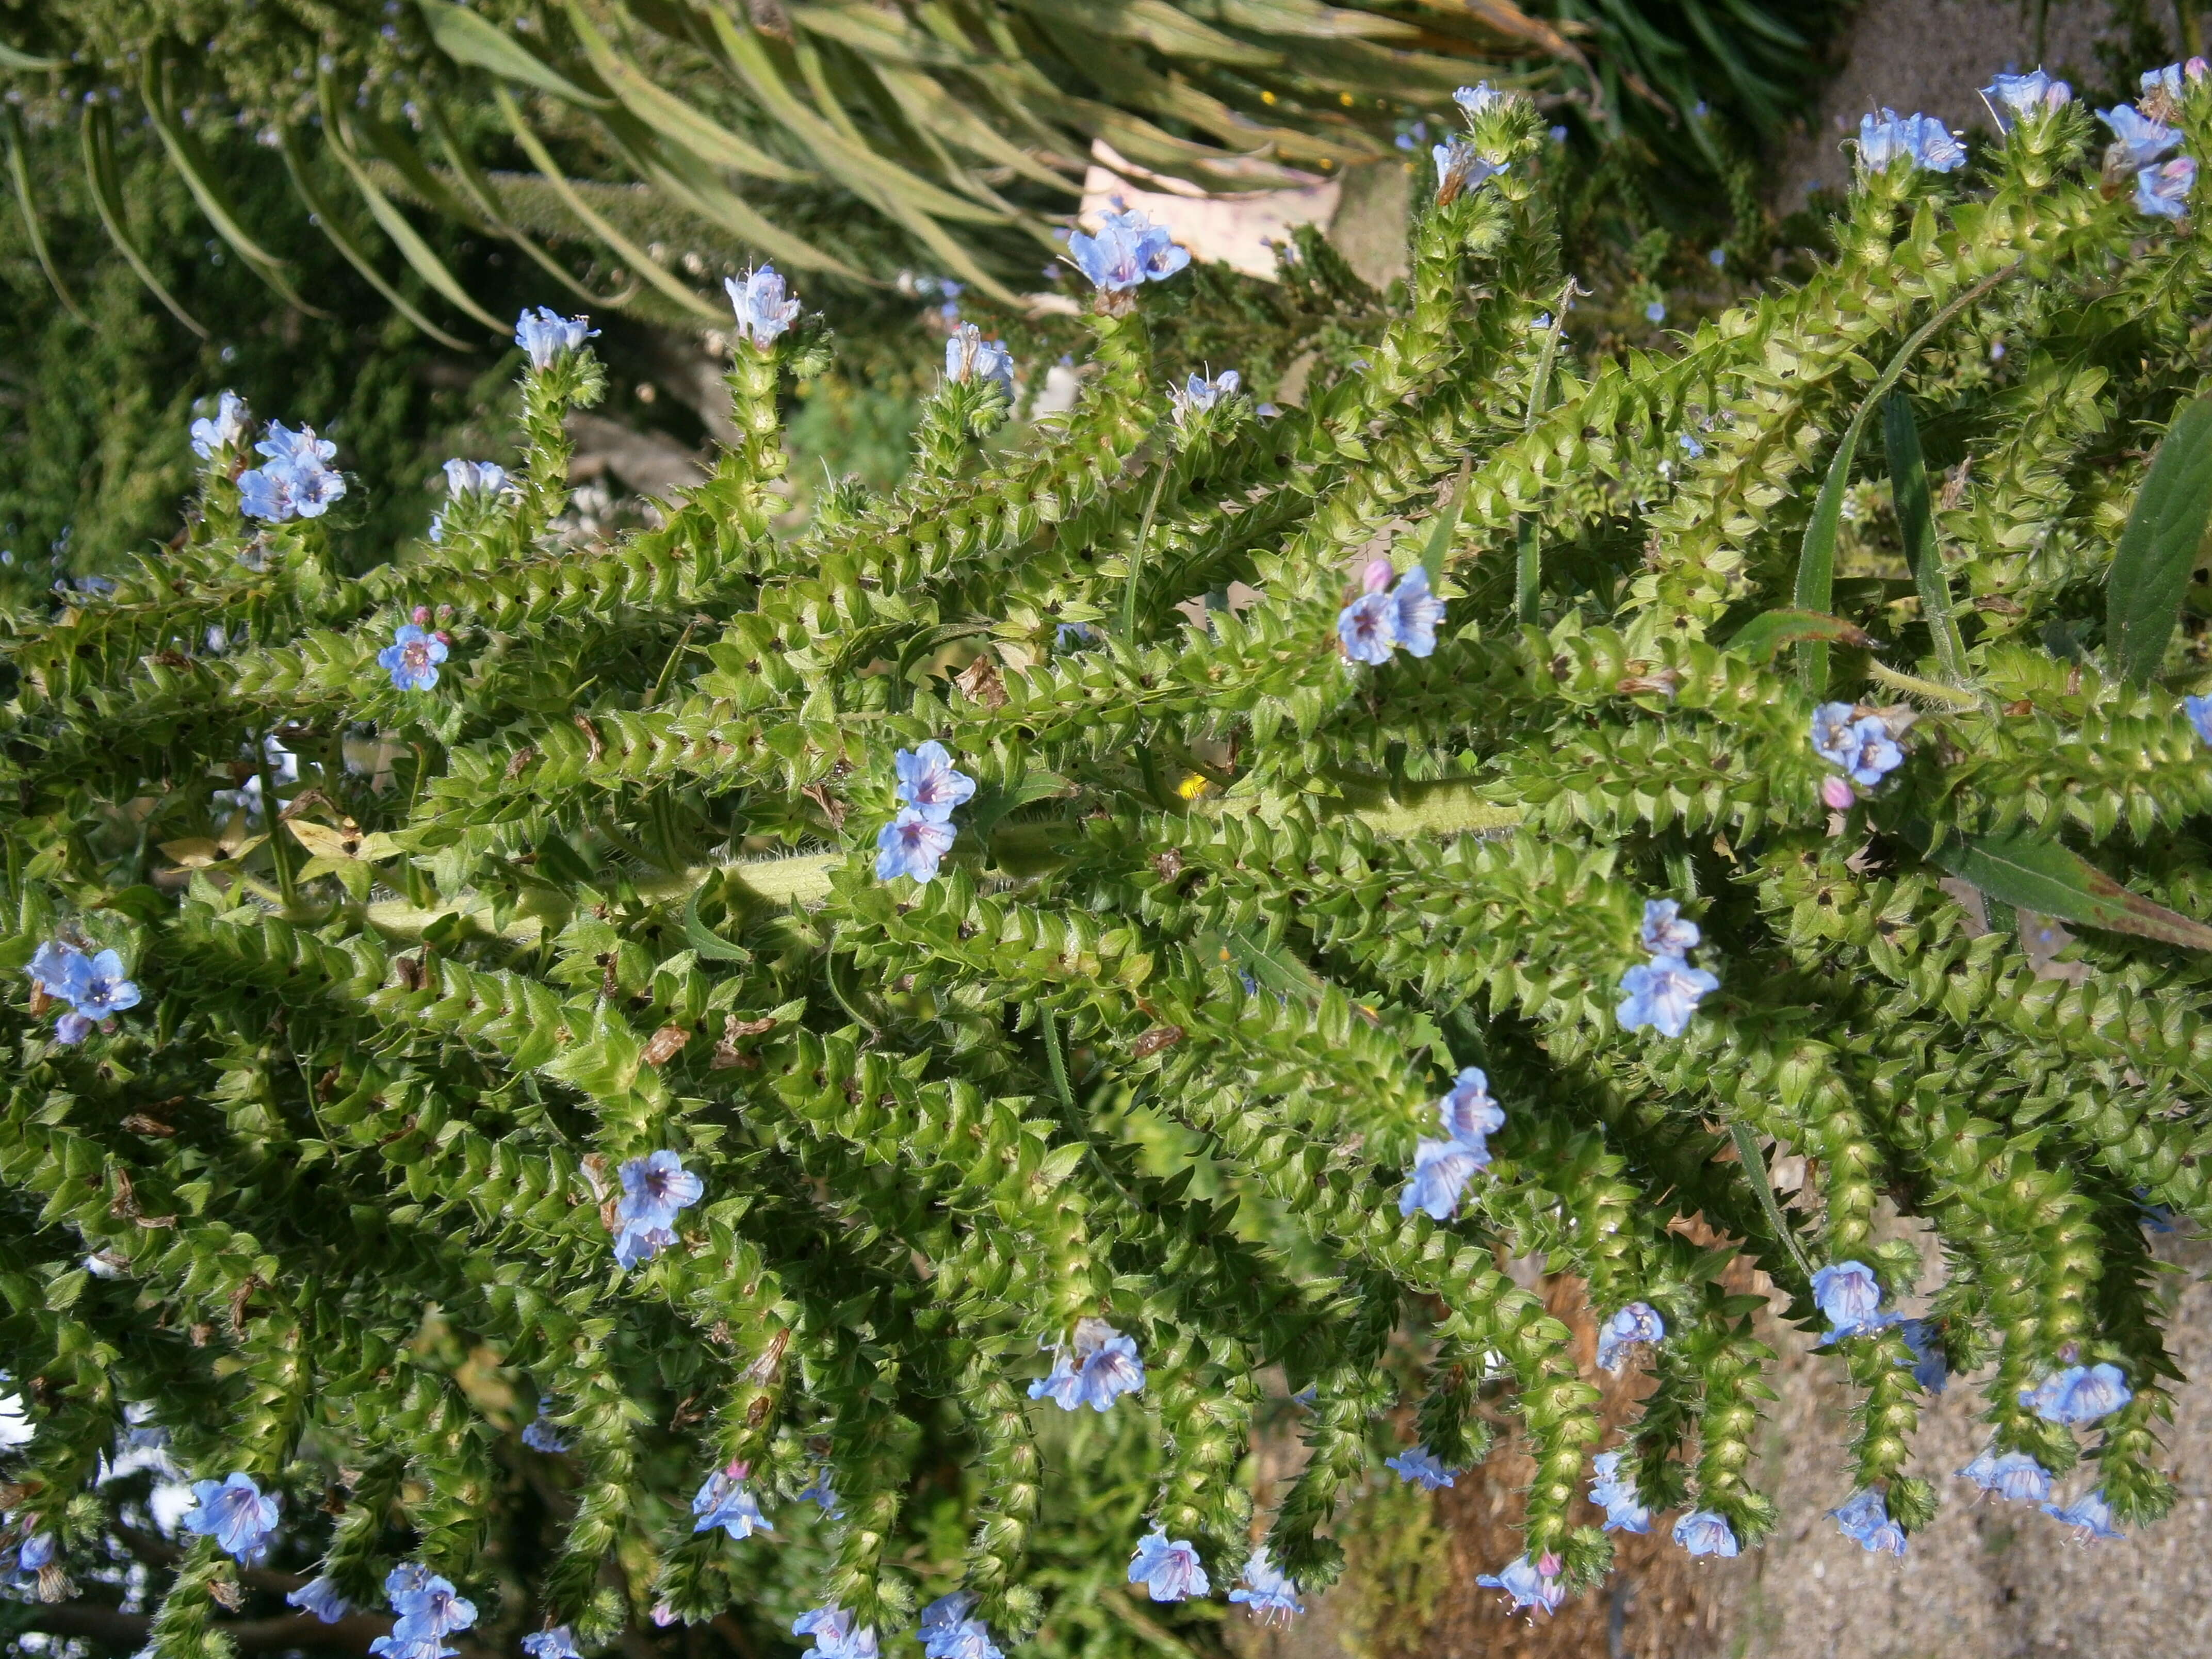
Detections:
[971, 770, 1074, 842]
[1421, 458, 1471, 587]
[1721, 608, 1873, 663]
[416, 0, 614, 108]
[2106, 396, 2212, 686]
[1901, 821, 2212, 952]
[0, 40, 67, 71]
[1881, 391, 1968, 683]
[681, 886, 752, 963]
[78, 104, 209, 339]
[5, 108, 87, 326]
[1727, 1121, 1812, 1286]
[1036, 1141, 1089, 1188]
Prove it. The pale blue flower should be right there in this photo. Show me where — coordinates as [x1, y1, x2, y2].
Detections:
[1639, 900, 1700, 956]
[2101, 105, 2182, 166]
[1956, 1448, 2051, 1503]
[1128, 1531, 1208, 1601]
[515, 307, 597, 369]
[917, 1595, 1000, 1659]
[1228, 1548, 1303, 1622]
[876, 810, 958, 883]
[1597, 1302, 1666, 1372]
[1437, 1067, 1503, 1147]
[1829, 1489, 1907, 1556]
[1338, 588, 1398, 665]
[1476, 1553, 1564, 1616]
[2019, 1362, 2132, 1425]
[1029, 1318, 1145, 1412]
[391, 1573, 475, 1644]
[726, 266, 801, 348]
[1986, 69, 2070, 126]
[1391, 566, 1446, 658]
[54, 1011, 94, 1046]
[795, 1469, 842, 1517]
[378, 624, 448, 693]
[522, 1395, 570, 1452]
[1067, 208, 1189, 292]
[2187, 694, 2212, 745]
[1680, 431, 1705, 458]
[1671, 1510, 1737, 1557]
[191, 391, 251, 459]
[893, 742, 977, 821]
[287, 1577, 352, 1622]
[2137, 156, 2197, 219]
[14, 1534, 55, 1575]
[944, 323, 1015, 396]
[240, 421, 347, 522]
[1431, 139, 1506, 202]
[610, 1219, 676, 1269]
[1385, 1446, 1457, 1489]
[1810, 703, 1905, 787]
[442, 458, 509, 499]
[1644, 300, 1667, 324]
[1707, 247, 1726, 267]
[1172, 368, 1241, 425]
[180, 1473, 281, 1562]
[1616, 956, 1718, 1037]
[27, 940, 86, 999]
[793, 1607, 877, 1659]
[617, 1150, 703, 1230]
[1398, 1136, 1488, 1220]
[1589, 1452, 1651, 1533]
[2040, 1488, 2124, 1541]
[692, 1465, 773, 1539]
[2143, 63, 2186, 102]
[1898, 1319, 1948, 1393]
[370, 1636, 457, 1659]
[1453, 83, 1507, 117]
[1811, 1261, 1899, 1341]
[522, 1627, 584, 1659]
[1858, 109, 1966, 172]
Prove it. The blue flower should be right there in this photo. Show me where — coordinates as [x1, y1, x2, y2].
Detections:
[1644, 300, 1667, 324]
[287, 1577, 352, 1622]
[1128, 1531, 1208, 1602]
[2101, 105, 2182, 166]
[1453, 83, 1508, 117]
[1172, 368, 1242, 425]
[610, 1219, 676, 1269]
[239, 421, 347, 523]
[1067, 207, 1190, 294]
[1857, 109, 1966, 173]
[180, 1473, 281, 1563]
[876, 809, 958, 883]
[893, 742, 978, 821]
[692, 1465, 773, 1539]
[2040, 1488, 2124, 1542]
[795, 1468, 842, 1517]
[617, 1150, 703, 1230]
[1475, 1553, 1564, 1616]
[2019, 1362, 2132, 1425]
[371, 1637, 457, 1659]
[1671, 1510, 1738, 1558]
[27, 940, 85, 999]
[2187, 694, 2212, 746]
[14, 1533, 55, 1576]
[1338, 588, 1399, 665]
[515, 307, 597, 370]
[2137, 156, 2197, 219]
[726, 266, 802, 349]
[1589, 1452, 1651, 1533]
[1391, 566, 1446, 658]
[1615, 956, 1718, 1038]
[391, 1574, 475, 1644]
[522, 1395, 570, 1453]
[1811, 1261, 1899, 1341]
[1707, 247, 1726, 267]
[1828, 1489, 1907, 1556]
[918, 1596, 1001, 1659]
[1597, 1302, 1666, 1372]
[944, 324, 1016, 396]
[1029, 1317, 1145, 1411]
[377, 624, 448, 693]
[1385, 1446, 1457, 1490]
[442, 458, 510, 500]
[1679, 431, 1705, 458]
[1639, 900, 1700, 956]
[1397, 1136, 1489, 1220]
[522, 1627, 584, 1659]
[1228, 1548, 1303, 1622]
[1985, 69, 2070, 127]
[1898, 1319, 1948, 1393]
[2143, 63, 2188, 101]
[191, 391, 251, 459]
[1430, 139, 1506, 203]
[1437, 1067, 1504, 1147]
[793, 1607, 877, 1659]
[1956, 1448, 2052, 1504]
[1055, 622, 1097, 652]
[1810, 702, 1905, 787]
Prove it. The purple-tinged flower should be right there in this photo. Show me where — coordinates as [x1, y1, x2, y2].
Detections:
[1671, 1510, 1738, 1558]
[1811, 1261, 1899, 1342]
[793, 1608, 877, 1659]
[1597, 1303, 1666, 1373]
[1067, 208, 1189, 294]
[1453, 83, 1508, 117]
[287, 1577, 352, 1622]
[876, 810, 958, 883]
[2143, 63, 2186, 103]
[522, 1396, 570, 1453]
[1829, 1489, 1907, 1556]
[2186, 694, 2212, 746]
[1171, 368, 1242, 426]
[1430, 139, 1506, 203]
[1588, 1452, 1651, 1533]
[191, 391, 252, 459]
[649, 1607, 678, 1631]
[893, 742, 977, 822]
[15, 1534, 55, 1575]
[1810, 703, 1905, 787]
[1398, 1136, 1489, 1221]
[1385, 1446, 1457, 1490]
[443, 459, 510, 498]
[617, 1150, 703, 1230]
[26, 940, 85, 999]
[1898, 1319, 1948, 1393]
[1029, 1317, 1145, 1412]
[1985, 69, 2070, 127]
[611, 1219, 676, 1270]
[1857, 109, 1966, 173]
[1391, 566, 1446, 658]
[692, 1464, 773, 1539]
[2137, 156, 2197, 219]
[54, 1012, 94, 1045]
[944, 324, 1015, 397]
[1337, 587, 1399, 665]
[2101, 105, 2182, 166]
[1437, 1067, 1504, 1148]
[1820, 775, 1858, 811]
[1475, 1553, 1564, 1617]
[378, 624, 448, 693]
[726, 266, 801, 349]
[1616, 956, 1718, 1038]
[515, 307, 597, 370]
[1639, 900, 1700, 957]
[1128, 1531, 1208, 1602]
[1228, 1548, 1303, 1622]
[1956, 1448, 2052, 1504]
[2040, 1489, 2124, 1542]
[522, 1628, 583, 1659]
[391, 1574, 475, 1644]
[2019, 1362, 2132, 1425]
[795, 1469, 842, 1517]
[180, 1473, 281, 1563]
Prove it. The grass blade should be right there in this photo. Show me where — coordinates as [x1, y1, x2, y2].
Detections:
[416, 0, 614, 108]
[1881, 391, 1968, 682]
[275, 126, 474, 352]
[79, 104, 208, 339]
[6, 108, 89, 325]
[2106, 396, 2212, 686]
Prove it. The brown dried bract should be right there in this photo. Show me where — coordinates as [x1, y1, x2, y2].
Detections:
[955, 652, 1010, 708]
[1130, 1024, 1185, 1059]
[505, 746, 537, 780]
[575, 713, 604, 766]
[641, 1024, 692, 1067]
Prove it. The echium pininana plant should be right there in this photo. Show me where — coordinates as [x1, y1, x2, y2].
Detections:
[10, 61, 2212, 1656]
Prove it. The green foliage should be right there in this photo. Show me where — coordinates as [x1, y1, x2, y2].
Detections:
[11, 63, 2212, 1659]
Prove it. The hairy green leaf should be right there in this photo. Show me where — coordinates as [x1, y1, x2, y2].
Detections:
[2107, 396, 2212, 686]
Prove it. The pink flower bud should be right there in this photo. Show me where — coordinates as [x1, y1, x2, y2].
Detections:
[2188, 56, 2208, 82]
[433, 630, 452, 646]
[1820, 775, 1856, 811]
[411, 605, 431, 625]
[1535, 1552, 1563, 1577]
[651, 1605, 677, 1628]
[1362, 557, 1395, 594]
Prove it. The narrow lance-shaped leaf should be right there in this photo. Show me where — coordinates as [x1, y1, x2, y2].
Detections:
[1900, 821, 2212, 953]
[5, 107, 88, 326]
[78, 103, 209, 338]
[1881, 391, 1969, 683]
[1721, 609, 1873, 663]
[415, 0, 615, 108]
[2106, 396, 2212, 686]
